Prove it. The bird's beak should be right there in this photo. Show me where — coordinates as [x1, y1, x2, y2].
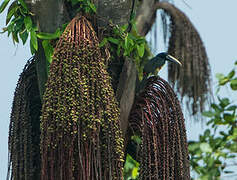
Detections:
[166, 55, 182, 66]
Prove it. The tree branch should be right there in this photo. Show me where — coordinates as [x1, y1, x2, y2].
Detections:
[136, 0, 157, 36]
[116, 58, 137, 137]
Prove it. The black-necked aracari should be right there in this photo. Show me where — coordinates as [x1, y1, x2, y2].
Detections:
[143, 52, 181, 77]
[136, 52, 182, 94]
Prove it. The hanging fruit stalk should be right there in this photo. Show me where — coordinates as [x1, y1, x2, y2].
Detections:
[127, 76, 190, 179]
[40, 15, 124, 180]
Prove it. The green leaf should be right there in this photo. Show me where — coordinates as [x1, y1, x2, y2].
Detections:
[24, 16, 32, 32]
[220, 131, 227, 137]
[18, 0, 28, 10]
[188, 142, 200, 152]
[12, 31, 19, 43]
[215, 73, 225, 80]
[131, 167, 138, 178]
[61, 23, 68, 32]
[30, 39, 36, 54]
[128, 33, 137, 40]
[211, 103, 221, 112]
[227, 70, 235, 79]
[116, 43, 121, 56]
[213, 117, 223, 125]
[137, 43, 145, 57]
[15, 17, 24, 32]
[124, 35, 128, 49]
[6, 23, 14, 35]
[233, 128, 237, 136]
[42, 40, 54, 74]
[226, 105, 237, 111]
[223, 113, 235, 123]
[219, 98, 230, 108]
[88, 1, 96, 13]
[6, 1, 18, 25]
[131, 135, 142, 145]
[71, 0, 79, 6]
[19, 30, 28, 44]
[219, 77, 229, 85]
[19, 5, 27, 15]
[206, 119, 214, 126]
[230, 78, 237, 90]
[224, 170, 234, 174]
[30, 30, 38, 52]
[202, 111, 215, 117]
[42, 40, 54, 64]
[107, 37, 119, 45]
[37, 31, 60, 40]
[0, 0, 10, 13]
[200, 143, 212, 153]
[216, 73, 230, 86]
[55, 28, 61, 37]
[132, 19, 138, 32]
[204, 129, 210, 137]
[127, 35, 135, 45]
[99, 38, 107, 47]
[227, 154, 236, 158]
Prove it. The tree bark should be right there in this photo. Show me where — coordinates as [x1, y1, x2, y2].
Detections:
[27, 0, 70, 100]
[116, 58, 137, 137]
[136, 0, 158, 36]
[97, 0, 131, 27]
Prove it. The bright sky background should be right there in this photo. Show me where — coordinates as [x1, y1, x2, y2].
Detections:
[0, 0, 237, 179]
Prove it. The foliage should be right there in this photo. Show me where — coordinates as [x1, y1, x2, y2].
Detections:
[188, 61, 237, 179]
[37, 26, 67, 74]
[0, 0, 38, 53]
[215, 61, 237, 90]
[100, 23, 149, 79]
[67, 0, 96, 14]
[0, 0, 97, 76]
[123, 155, 139, 180]
[0, 0, 148, 78]
[0, 0, 95, 55]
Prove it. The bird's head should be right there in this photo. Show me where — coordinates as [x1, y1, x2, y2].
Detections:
[155, 52, 182, 66]
[143, 52, 182, 77]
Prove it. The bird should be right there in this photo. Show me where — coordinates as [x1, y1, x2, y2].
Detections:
[143, 52, 181, 76]
[136, 52, 182, 93]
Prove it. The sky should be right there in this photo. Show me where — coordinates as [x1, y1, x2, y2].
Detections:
[0, 0, 237, 179]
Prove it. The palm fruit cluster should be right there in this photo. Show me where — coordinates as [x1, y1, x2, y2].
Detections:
[127, 76, 190, 180]
[40, 15, 124, 180]
[8, 57, 41, 180]
[155, 2, 211, 115]
[165, 3, 211, 114]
